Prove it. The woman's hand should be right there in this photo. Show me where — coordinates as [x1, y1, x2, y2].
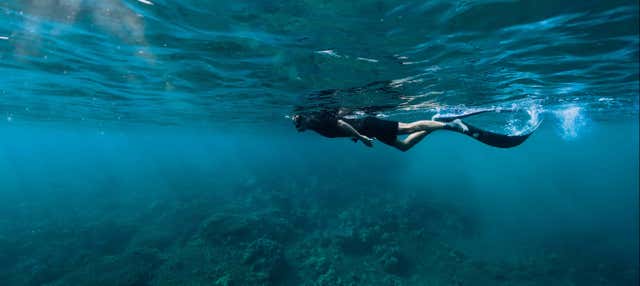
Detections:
[337, 119, 373, 147]
[359, 135, 374, 147]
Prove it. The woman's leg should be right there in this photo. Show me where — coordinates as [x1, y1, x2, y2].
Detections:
[392, 131, 430, 152]
[398, 119, 468, 134]
[393, 119, 469, 151]
[397, 120, 446, 134]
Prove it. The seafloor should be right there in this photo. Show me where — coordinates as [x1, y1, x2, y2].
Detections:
[1, 177, 637, 286]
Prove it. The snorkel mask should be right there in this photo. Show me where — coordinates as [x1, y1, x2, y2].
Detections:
[292, 114, 304, 131]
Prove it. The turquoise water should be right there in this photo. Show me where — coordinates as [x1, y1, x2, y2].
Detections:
[0, 1, 638, 285]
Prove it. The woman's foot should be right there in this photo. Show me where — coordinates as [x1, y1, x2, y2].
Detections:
[447, 119, 469, 133]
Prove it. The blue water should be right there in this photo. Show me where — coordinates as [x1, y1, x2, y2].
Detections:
[0, 1, 638, 285]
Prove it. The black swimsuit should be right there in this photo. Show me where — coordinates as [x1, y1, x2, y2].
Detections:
[344, 116, 399, 145]
[307, 112, 399, 145]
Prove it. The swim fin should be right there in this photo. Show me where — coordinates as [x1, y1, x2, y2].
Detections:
[460, 122, 533, 148]
[433, 109, 536, 148]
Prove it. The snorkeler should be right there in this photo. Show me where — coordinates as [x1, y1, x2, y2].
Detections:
[291, 109, 533, 151]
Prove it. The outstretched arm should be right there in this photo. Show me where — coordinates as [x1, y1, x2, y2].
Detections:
[337, 119, 373, 147]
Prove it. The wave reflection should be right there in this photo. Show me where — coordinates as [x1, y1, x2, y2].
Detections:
[0, 0, 637, 128]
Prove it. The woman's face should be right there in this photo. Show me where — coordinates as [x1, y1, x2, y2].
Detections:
[292, 115, 307, 131]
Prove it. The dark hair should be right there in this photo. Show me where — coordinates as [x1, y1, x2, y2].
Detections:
[292, 110, 338, 132]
